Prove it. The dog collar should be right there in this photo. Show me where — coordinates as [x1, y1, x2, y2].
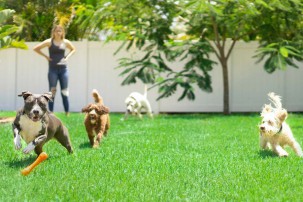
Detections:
[275, 125, 283, 135]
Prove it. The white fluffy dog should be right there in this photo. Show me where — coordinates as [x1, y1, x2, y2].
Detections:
[124, 86, 153, 119]
[259, 92, 302, 157]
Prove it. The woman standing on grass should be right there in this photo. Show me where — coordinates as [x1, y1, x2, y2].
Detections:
[34, 25, 76, 116]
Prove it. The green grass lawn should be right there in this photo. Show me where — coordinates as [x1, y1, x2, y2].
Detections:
[1, 111, 303, 201]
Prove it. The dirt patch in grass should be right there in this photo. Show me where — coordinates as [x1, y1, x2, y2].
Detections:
[0, 117, 14, 124]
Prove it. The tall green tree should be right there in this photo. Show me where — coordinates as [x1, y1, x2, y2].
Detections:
[76, 0, 215, 101]
[0, 9, 27, 50]
[186, 0, 303, 113]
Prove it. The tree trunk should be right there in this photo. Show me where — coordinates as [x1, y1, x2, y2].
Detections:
[221, 59, 230, 115]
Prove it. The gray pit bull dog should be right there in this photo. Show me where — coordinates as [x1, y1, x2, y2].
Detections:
[12, 91, 73, 155]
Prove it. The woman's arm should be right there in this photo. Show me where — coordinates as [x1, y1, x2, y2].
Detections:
[33, 39, 51, 61]
[64, 39, 76, 60]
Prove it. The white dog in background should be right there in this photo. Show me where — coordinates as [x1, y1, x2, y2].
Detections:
[259, 92, 302, 157]
[124, 86, 153, 119]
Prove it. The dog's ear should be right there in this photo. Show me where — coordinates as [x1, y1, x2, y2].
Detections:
[42, 92, 53, 102]
[96, 105, 109, 115]
[125, 97, 131, 104]
[277, 109, 288, 122]
[82, 104, 91, 113]
[18, 91, 32, 100]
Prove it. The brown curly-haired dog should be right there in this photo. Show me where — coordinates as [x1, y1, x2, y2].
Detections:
[82, 89, 110, 148]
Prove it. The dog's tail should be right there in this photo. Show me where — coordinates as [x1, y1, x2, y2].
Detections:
[92, 89, 103, 105]
[268, 92, 282, 109]
[143, 85, 147, 98]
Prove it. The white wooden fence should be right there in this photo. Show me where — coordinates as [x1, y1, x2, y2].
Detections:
[1, 40, 303, 113]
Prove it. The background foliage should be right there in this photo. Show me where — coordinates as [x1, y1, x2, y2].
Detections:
[0, 0, 93, 41]
[0, 9, 27, 50]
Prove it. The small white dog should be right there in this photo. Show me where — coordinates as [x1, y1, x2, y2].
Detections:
[259, 92, 302, 157]
[124, 86, 153, 119]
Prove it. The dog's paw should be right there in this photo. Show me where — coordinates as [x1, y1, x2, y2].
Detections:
[14, 135, 22, 150]
[279, 152, 289, 157]
[23, 142, 35, 154]
[93, 142, 100, 148]
[138, 114, 143, 119]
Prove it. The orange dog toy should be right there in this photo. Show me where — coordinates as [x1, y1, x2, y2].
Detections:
[21, 152, 48, 176]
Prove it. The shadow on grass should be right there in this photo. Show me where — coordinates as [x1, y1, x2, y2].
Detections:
[4, 153, 70, 169]
[258, 150, 278, 158]
[5, 156, 38, 169]
[79, 142, 92, 149]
